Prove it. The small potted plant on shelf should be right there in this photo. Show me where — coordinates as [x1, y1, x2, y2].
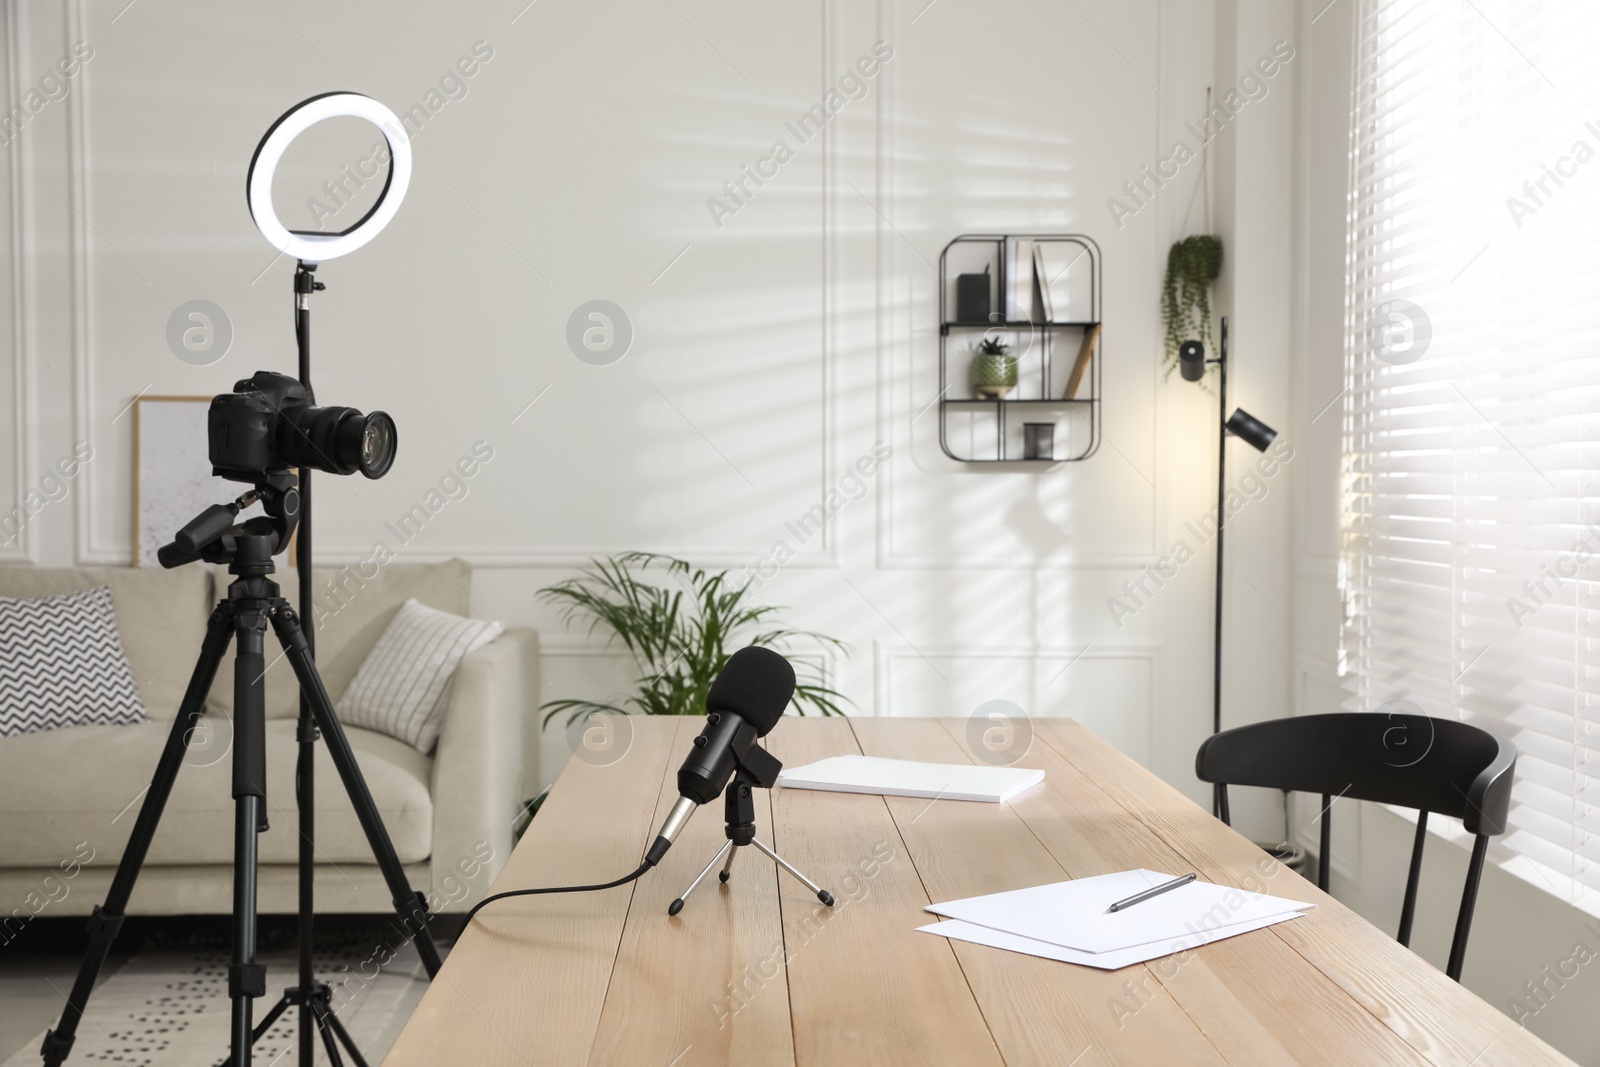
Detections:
[971, 336, 1018, 399]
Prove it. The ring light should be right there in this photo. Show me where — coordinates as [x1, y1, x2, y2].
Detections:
[247, 92, 411, 263]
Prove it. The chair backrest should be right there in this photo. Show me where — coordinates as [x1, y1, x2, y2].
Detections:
[1195, 712, 1516, 981]
[1195, 712, 1514, 835]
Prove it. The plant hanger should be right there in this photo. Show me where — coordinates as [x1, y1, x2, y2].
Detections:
[1163, 88, 1223, 380]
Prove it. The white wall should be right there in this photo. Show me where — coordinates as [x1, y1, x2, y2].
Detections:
[2, 1, 1304, 832]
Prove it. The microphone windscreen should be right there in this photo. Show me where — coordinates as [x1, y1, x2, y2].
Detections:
[707, 646, 795, 736]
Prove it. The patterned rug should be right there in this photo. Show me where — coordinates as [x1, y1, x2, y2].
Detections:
[2, 933, 428, 1067]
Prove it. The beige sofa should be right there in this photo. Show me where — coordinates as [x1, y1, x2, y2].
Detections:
[0, 558, 534, 919]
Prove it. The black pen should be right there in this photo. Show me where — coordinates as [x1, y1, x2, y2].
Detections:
[1106, 872, 1197, 913]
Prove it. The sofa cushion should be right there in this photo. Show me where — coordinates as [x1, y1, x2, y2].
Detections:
[209, 559, 472, 720]
[341, 598, 502, 753]
[0, 566, 212, 721]
[0, 716, 433, 867]
[0, 586, 147, 737]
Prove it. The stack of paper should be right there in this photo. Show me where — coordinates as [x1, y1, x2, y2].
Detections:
[919, 869, 1314, 970]
[776, 754, 1044, 804]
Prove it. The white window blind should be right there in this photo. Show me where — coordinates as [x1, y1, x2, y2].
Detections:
[1342, 0, 1600, 908]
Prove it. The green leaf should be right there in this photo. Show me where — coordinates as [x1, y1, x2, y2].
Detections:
[1161, 234, 1223, 377]
[538, 554, 853, 726]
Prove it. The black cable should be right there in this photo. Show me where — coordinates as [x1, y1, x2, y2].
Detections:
[463, 860, 654, 927]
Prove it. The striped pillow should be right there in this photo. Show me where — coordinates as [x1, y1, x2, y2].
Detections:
[340, 598, 501, 753]
[0, 586, 147, 737]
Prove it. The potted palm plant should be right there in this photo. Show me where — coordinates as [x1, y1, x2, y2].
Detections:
[517, 554, 847, 839]
[539, 552, 849, 727]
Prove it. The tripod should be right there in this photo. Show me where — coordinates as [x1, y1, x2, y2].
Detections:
[41, 478, 441, 1067]
[668, 741, 834, 917]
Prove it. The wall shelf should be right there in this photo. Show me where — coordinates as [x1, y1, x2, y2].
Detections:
[937, 235, 1102, 465]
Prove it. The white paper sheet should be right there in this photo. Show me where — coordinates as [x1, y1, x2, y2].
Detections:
[919, 911, 1306, 970]
[776, 754, 1044, 803]
[925, 869, 1314, 954]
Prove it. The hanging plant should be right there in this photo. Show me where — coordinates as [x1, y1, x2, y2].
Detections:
[1161, 234, 1223, 378]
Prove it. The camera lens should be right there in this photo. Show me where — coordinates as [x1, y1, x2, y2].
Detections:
[349, 411, 397, 478]
[280, 405, 397, 479]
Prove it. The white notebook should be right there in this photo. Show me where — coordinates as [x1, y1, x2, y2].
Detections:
[776, 754, 1044, 803]
[920, 911, 1303, 971]
[924, 869, 1314, 954]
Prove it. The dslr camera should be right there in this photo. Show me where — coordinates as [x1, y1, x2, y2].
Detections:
[209, 370, 397, 483]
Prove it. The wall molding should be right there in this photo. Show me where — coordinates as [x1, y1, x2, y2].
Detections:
[65, 0, 109, 564]
[0, 0, 35, 564]
[871, 641, 1159, 759]
[301, 544, 842, 571]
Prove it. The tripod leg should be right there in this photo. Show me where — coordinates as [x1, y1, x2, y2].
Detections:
[229, 604, 272, 1066]
[295, 704, 316, 1067]
[41, 605, 234, 1067]
[718, 845, 738, 884]
[321, 999, 370, 1067]
[248, 995, 290, 1044]
[270, 606, 443, 977]
[669, 840, 732, 916]
[751, 838, 834, 907]
[309, 998, 347, 1067]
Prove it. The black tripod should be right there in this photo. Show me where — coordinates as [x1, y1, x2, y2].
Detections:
[667, 741, 834, 916]
[41, 478, 441, 1067]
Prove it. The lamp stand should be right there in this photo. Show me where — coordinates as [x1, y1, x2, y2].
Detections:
[1210, 317, 1229, 820]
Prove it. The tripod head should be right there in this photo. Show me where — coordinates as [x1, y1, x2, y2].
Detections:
[157, 471, 300, 570]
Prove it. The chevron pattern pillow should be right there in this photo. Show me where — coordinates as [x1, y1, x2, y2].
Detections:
[339, 598, 501, 753]
[0, 585, 148, 737]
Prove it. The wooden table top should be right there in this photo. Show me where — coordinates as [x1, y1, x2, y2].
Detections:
[384, 717, 1574, 1067]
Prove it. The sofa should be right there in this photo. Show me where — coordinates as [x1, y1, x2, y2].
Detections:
[0, 558, 535, 920]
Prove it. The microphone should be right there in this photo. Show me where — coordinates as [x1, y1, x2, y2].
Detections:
[644, 646, 795, 866]
[464, 646, 796, 926]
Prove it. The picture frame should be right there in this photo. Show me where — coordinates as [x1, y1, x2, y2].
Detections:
[131, 395, 214, 568]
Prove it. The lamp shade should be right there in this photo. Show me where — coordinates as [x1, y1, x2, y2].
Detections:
[246, 92, 412, 263]
[1225, 408, 1277, 451]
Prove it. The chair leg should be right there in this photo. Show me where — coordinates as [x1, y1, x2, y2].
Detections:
[1318, 793, 1332, 893]
[1446, 835, 1489, 982]
[1397, 812, 1427, 947]
[1216, 784, 1230, 825]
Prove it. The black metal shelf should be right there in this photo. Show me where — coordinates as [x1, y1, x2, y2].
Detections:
[941, 397, 1096, 404]
[941, 320, 1099, 333]
[937, 234, 1102, 464]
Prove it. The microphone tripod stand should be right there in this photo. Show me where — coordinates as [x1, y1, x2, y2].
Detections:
[668, 743, 834, 917]
[40, 477, 441, 1067]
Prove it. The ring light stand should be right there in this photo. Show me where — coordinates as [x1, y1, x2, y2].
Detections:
[249, 92, 425, 1067]
[41, 93, 424, 1067]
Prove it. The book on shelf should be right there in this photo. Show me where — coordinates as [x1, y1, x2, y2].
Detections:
[1004, 237, 1035, 322]
[1063, 323, 1100, 399]
[1032, 242, 1054, 322]
[1033, 241, 1080, 322]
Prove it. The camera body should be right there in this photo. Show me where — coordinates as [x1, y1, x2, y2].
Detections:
[209, 370, 396, 483]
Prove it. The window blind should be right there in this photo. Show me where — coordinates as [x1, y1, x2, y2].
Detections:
[1342, 0, 1600, 908]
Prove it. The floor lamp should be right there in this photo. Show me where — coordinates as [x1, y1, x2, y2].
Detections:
[1178, 318, 1278, 821]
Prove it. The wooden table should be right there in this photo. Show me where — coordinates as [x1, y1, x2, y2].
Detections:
[384, 717, 1575, 1066]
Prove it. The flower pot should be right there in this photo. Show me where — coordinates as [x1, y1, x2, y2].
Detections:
[972, 354, 1018, 399]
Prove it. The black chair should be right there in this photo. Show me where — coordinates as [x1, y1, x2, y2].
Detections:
[1195, 712, 1516, 981]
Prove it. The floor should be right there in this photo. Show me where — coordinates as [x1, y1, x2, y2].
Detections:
[0, 914, 458, 1066]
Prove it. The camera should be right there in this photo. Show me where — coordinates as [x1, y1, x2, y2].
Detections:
[209, 370, 397, 483]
